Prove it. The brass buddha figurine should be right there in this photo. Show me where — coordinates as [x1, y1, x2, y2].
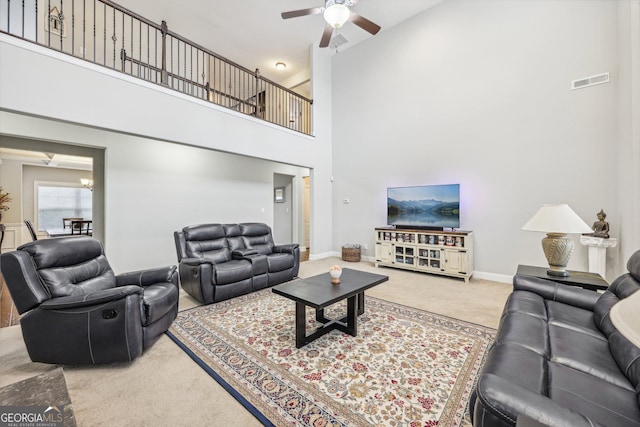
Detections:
[591, 209, 610, 238]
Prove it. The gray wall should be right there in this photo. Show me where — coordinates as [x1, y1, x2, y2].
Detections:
[0, 34, 335, 271]
[331, 0, 639, 281]
[0, 133, 310, 272]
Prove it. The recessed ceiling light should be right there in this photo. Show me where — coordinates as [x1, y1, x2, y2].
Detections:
[275, 62, 286, 71]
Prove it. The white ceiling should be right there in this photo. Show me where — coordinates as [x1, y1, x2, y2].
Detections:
[0, 148, 92, 170]
[113, 0, 442, 88]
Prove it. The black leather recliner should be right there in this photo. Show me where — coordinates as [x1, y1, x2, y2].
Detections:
[174, 222, 299, 304]
[469, 250, 640, 427]
[0, 236, 179, 365]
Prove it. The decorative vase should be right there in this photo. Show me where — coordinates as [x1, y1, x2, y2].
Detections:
[329, 265, 342, 284]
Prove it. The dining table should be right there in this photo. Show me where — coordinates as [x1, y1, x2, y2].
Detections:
[47, 220, 93, 237]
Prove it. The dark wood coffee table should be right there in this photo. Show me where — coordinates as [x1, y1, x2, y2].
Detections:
[271, 268, 389, 348]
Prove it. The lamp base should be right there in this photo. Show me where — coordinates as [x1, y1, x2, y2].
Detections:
[547, 269, 570, 277]
[541, 233, 574, 278]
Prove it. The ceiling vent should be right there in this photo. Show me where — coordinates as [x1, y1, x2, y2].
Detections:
[571, 72, 610, 90]
[330, 34, 349, 48]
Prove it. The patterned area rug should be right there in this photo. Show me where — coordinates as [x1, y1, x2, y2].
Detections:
[168, 289, 496, 426]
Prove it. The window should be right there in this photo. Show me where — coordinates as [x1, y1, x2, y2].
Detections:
[36, 182, 92, 231]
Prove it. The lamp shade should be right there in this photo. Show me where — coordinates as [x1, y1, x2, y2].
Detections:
[610, 291, 640, 348]
[324, 2, 350, 28]
[522, 204, 592, 234]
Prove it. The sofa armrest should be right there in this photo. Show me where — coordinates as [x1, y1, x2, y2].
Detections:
[232, 249, 258, 259]
[513, 275, 600, 310]
[39, 285, 142, 310]
[273, 243, 299, 254]
[474, 373, 603, 427]
[116, 266, 178, 287]
[180, 257, 215, 267]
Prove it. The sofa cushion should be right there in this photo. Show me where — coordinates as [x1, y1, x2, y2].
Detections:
[547, 300, 603, 340]
[183, 224, 231, 263]
[267, 253, 295, 273]
[223, 224, 245, 251]
[20, 237, 116, 297]
[549, 363, 640, 427]
[549, 324, 630, 389]
[214, 260, 253, 285]
[495, 311, 549, 357]
[240, 223, 275, 255]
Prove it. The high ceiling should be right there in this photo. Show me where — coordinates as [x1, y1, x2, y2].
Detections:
[113, 0, 442, 89]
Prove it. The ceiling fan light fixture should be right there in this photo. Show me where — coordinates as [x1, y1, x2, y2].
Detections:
[324, 2, 350, 29]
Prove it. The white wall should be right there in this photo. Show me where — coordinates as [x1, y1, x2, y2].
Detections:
[331, 0, 638, 281]
[0, 34, 335, 272]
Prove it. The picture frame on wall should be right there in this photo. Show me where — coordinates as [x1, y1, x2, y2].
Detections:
[45, 6, 67, 37]
[274, 187, 285, 203]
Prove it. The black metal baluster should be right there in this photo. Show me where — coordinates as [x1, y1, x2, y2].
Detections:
[146, 24, 149, 80]
[7, 0, 10, 34]
[47, 0, 51, 46]
[82, 0, 85, 58]
[59, 0, 63, 51]
[138, 20, 141, 78]
[93, 0, 96, 62]
[22, 0, 25, 38]
[170, 36, 174, 88]
[196, 47, 199, 97]
[111, 7, 115, 68]
[102, 2, 105, 65]
[35, 0, 37, 44]
[71, 0, 74, 55]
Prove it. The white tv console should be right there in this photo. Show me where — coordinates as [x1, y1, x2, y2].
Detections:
[374, 227, 474, 282]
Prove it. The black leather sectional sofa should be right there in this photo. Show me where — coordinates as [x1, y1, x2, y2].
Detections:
[174, 222, 300, 304]
[470, 250, 640, 427]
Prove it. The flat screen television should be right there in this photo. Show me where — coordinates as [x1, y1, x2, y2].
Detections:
[387, 184, 460, 230]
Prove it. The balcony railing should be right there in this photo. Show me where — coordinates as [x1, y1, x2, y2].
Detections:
[0, 0, 313, 135]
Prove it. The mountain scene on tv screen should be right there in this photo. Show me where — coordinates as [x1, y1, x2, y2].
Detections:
[388, 198, 459, 227]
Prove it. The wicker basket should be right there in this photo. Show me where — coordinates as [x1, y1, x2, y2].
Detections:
[342, 244, 361, 262]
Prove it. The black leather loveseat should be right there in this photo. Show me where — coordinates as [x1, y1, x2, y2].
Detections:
[469, 250, 640, 427]
[174, 222, 299, 304]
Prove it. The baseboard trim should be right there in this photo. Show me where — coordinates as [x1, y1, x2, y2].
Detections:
[473, 271, 512, 284]
[308, 253, 513, 284]
[308, 251, 338, 261]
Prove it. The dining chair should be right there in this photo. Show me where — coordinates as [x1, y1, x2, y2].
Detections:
[24, 220, 37, 241]
[71, 220, 92, 235]
[62, 217, 83, 229]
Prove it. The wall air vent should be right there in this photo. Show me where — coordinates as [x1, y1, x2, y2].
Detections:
[571, 72, 610, 90]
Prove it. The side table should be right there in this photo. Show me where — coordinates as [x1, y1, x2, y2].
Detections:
[516, 264, 609, 292]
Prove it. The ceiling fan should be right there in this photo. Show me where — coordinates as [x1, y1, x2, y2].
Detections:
[281, 0, 381, 48]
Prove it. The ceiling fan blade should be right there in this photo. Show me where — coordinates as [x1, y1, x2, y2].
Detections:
[281, 7, 323, 20]
[349, 12, 381, 35]
[319, 23, 333, 48]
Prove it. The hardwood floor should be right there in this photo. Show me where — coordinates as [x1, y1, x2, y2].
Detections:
[0, 273, 20, 328]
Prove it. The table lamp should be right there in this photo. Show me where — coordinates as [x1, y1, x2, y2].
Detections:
[522, 204, 592, 277]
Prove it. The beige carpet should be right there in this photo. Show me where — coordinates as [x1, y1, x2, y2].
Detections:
[0, 258, 511, 426]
